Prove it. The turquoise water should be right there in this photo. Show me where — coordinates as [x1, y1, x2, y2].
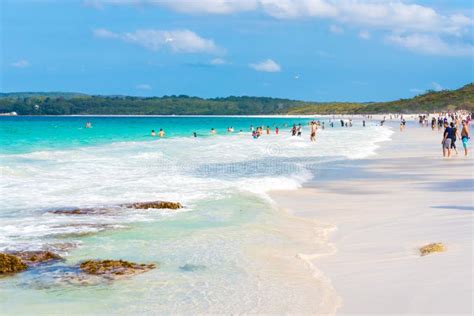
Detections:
[0, 116, 313, 154]
[0, 116, 393, 313]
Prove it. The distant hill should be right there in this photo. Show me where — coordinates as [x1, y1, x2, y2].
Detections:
[0, 83, 472, 115]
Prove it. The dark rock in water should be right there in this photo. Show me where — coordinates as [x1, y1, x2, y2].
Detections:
[122, 201, 183, 210]
[0, 253, 28, 274]
[10, 251, 63, 265]
[49, 208, 111, 215]
[79, 260, 156, 278]
[179, 264, 206, 272]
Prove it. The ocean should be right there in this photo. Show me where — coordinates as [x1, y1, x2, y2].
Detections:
[0, 116, 393, 313]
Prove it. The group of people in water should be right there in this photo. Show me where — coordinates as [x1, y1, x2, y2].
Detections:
[144, 112, 471, 157]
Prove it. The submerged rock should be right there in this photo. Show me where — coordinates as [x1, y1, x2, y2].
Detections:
[11, 251, 63, 265]
[419, 243, 446, 256]
[0, 253, 28, 274]
[79, 260, 156, 278]
[123, 201, 183, 210]
[179, 264, 206, 272]
[49, 208, 110, 215]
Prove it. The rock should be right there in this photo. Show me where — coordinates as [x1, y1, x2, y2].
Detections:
[49, 208, 109, 215]
[123, 201, 183, 210]
[79, 260, 156, 278]
[0, 253, 28, 274]
[11, 251, 63, 265]
[179, 264, 206, 272]
[419, 243, 446, 256]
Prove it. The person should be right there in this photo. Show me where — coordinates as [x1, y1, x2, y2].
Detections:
[450, 122, 458, 154]
[266, 126, 270, 135]
[297, 124, 302, 136]
[252, 130, 258, 139]
[441, 122, 454, 158]
[461, 120, 470, 156]
[291, 124, 297, 136]
[210, 128, 216, 135]
[85, 121, 92, 128]
[151, 129, 156, 137]
[310, 121, 317, 142]
[275, 127, 279, 135]
[193, 132, 197, 137]
[431, 117, 436, 130]
[158, 129, 165, 137]
[362, 120, 366, 127]
[340, 119, 344, 127]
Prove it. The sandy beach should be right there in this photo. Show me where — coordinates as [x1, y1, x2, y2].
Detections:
[271, 121, 473, 314]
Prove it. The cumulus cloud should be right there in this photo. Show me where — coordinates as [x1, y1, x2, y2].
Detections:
[249, 59, 281, 72]
[386, 33, 474, 57]
[87, 1, 473, 57]
[93, 28, 222, 54]
[86, 1, 472, 35]
[11, 59, 30, 68]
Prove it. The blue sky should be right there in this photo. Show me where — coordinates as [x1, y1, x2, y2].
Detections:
[1, 0, 473, 102]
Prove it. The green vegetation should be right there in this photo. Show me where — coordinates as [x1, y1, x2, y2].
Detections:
[1, 83, 472, 115]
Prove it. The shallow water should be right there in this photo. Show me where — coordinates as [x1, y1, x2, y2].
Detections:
[0, 116, 392, 313]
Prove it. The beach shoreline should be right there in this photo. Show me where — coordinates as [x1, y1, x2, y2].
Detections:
[269, 120, 473, 314]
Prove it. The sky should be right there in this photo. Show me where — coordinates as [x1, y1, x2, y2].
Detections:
[1, 0, 473, 102]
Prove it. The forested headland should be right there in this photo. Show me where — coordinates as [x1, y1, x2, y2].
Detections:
[1, 83, 472, 115]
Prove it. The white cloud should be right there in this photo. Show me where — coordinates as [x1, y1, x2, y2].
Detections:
[11, 59, 30, 68]
[259, 0, 337, 19]
[87, 1, 472, 35]
[87, 1, 473, 57]
[431, 82, 443, 91]
[249, 59, 281, 72]
[136, 83, 152, 90]
[210, 58, 227, 65]
[410, 88, 424, 93]
[94, 28, 221, 54]
[358, 30, 370, 40]
[329, 25, 344, 34]
[386, 33, 474, 57]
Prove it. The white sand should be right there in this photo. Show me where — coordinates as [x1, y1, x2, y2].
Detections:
[270, 122, 473, 314]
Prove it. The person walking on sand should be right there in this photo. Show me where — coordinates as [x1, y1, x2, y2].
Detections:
[442, 122, 454, 158]
[450, 122, 459, 155]
[461, 120, 470, 156]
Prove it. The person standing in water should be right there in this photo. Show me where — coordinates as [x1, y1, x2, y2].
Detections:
[151, 129, 156, 137]
[310, 121, 317, 142]
[158, 129, 165, 137]
[275, 127, 279, 135]
[266, 126, 270, 135]
[461, 120, 470, 156]
[210, 128, 216, 135]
